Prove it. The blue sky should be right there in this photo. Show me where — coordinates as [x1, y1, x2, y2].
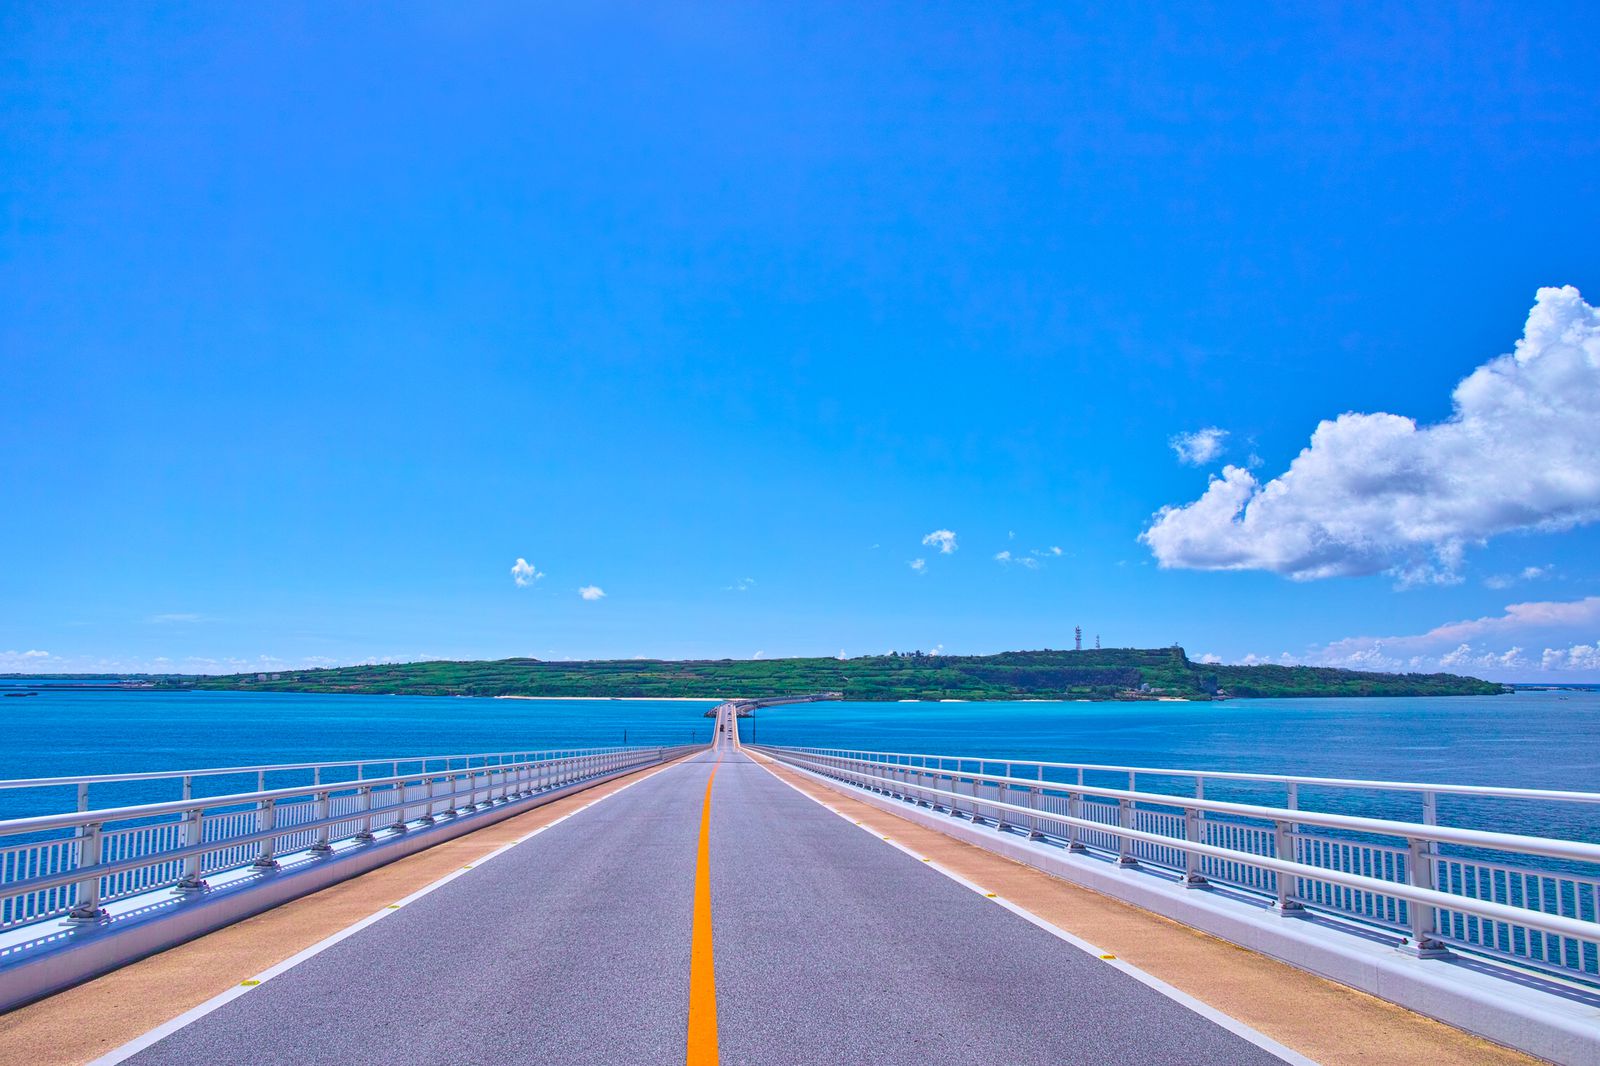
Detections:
[4, 4, 1598, 680]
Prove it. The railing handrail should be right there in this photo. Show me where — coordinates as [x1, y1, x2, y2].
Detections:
[759, 748, 1600, 947]
[0, 748, 696, 901]
[0, 747, 675, 837]
[0, 746, 652, 791]
[772, 745, 1600, 806]
[754, 747, 1600, 867]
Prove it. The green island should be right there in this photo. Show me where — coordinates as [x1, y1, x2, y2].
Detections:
[111, 647, 1505, 701]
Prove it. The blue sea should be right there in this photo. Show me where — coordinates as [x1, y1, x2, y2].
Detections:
[2, 686, 1598, 840]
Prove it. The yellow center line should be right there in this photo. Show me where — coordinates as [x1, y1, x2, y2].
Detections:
[686, 748, 724, 1066]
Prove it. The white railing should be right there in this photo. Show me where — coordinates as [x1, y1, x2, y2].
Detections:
[757, 746, 1600, 985]
[0, 745, 698, 936]
[0, 748, 638, 815]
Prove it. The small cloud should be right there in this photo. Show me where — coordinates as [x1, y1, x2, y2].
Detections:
[578, 585, 606, 601]
[836, 648, 847, 660]
[724, 577, 757, 592]
[1169, 427, 1229, 466]
[921, 529, 958, 554]
[909, 558, 926, 573]
[999, 551, 1038, 569]
[753, 650, 765, 659]
[1198, 652, 1222, 664]
[1484, 564, 1553, 590]
[0, 650, 52, 671]
[511, 558, 544, 587]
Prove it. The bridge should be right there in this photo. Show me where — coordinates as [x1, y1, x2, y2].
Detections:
[0, 703, 1597, 1064]
[702, 692, 844, 718]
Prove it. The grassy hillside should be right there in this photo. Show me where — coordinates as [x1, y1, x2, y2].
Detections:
[149, 647, 1506, 701]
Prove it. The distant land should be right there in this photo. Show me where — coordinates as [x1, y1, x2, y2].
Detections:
[7, 647, 1507, 701]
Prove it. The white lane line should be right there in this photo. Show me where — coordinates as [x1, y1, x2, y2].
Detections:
[90, 759, 694, 1066]
[749, 755, 1321, 1066]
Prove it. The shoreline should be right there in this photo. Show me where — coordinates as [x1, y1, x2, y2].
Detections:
[492, 695, 717, 702]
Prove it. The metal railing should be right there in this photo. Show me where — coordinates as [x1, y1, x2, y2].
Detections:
[0, 745, 698, 936]
[757, 746, 1600, 984]
[0, 748, 643, 815]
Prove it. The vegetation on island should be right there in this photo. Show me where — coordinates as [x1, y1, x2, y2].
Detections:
[118, 647, 1506, 701]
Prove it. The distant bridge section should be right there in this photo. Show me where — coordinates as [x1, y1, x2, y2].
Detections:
[704, 692, 843, 718]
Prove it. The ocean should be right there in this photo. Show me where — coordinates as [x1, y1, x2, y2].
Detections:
[2, 686, 1597, 839]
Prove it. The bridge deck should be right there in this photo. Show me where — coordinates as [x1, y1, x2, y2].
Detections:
[114, 734, 1288, 1065]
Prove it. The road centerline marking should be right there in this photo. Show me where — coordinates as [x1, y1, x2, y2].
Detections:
[687, 752, 723, 1066]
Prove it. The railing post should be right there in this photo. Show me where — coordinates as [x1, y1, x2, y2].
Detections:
[1403, 836, 1450, 957]
[996, 764, 1012, 831]
[1272, 819, 1303, 914]
[1182, 807, 1207, 887]
[388, 777, 410, 833]
[419, 774, 437, 824]
[178, 807, 207, 890]
[1116, 798, 1138, 866]
[1067, 792, 1085, 851]
[311, 791, 333, 854]
[356, 786, 376, 842]
[67, 821, 108, 921]
[253, 799, 280, 869]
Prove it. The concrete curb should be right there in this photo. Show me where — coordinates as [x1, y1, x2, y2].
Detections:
[784, 762, 1600, 1066]
[0, 758, 676, 1014]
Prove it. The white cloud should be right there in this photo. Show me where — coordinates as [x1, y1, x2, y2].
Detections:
[1542, 643, 1600, 671]
[724, 577, 756, 592]
[995, 550, 1039, 569]
[922, 529, 958, 554]
[578, 585, 606, 601]
[0, 649, 51, 670]
[1170, 427, 1230, 466]
[1198, 652, 1222, 664]
[1485, 564, 1553, 589]
[1143, 287, 1600, 582]
[511, 558, 544, 587]
[1308, 595, 1600, 679]
[909, 558, 926, 573]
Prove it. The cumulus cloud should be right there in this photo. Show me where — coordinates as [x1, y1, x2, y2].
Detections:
[1308, 595, 1600, 679]
[1542, 643, 1600, 671]
[1143, 287, 1600, 582]
[511, 558, 544, 587]
[578, 585, 606, 601]
[922, 529, 958, 554]
[909, 558, 927, 573]
[1170, 427, 1230, 466]
[0, 649, 51, 670]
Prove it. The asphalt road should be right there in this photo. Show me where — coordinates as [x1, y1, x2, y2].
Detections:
[125, 738, 1287, 1065]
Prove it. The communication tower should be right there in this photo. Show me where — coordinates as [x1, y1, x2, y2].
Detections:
[1095, 634, 1101, 650]
[1074, 626, 1082, 651]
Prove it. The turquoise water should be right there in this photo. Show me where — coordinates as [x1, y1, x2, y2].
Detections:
[2, 687, 1597, 840]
